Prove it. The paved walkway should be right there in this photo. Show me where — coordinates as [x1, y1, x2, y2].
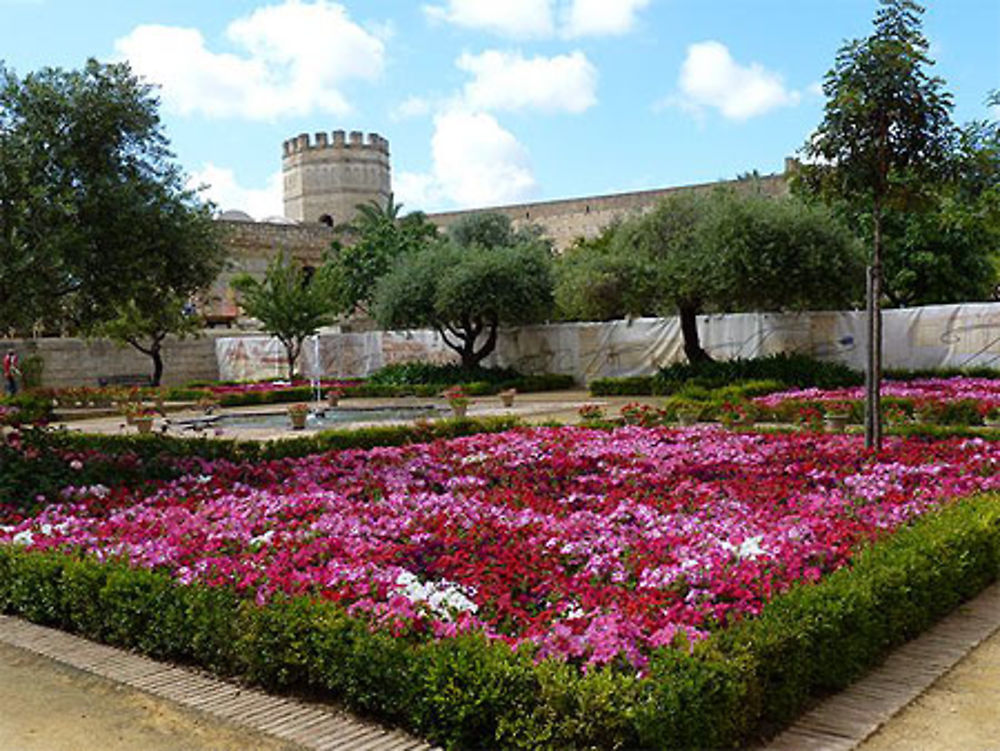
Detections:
[0, 616, 434, 751]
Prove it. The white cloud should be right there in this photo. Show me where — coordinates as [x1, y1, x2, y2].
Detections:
[560, 0, 650, 38]
[188, 164, 283, 220]
[674, 41, 800, 120]
[423, 0, 554, 38]
[392, 95, 433, 120]
[423, 0, 649, 38]
[395, 110, 537, 210]
[114, 1, 384, 120]
[457, 50, 597, 114]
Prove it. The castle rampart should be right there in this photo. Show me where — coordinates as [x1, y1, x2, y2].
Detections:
[282, 129, 391, 225]
[427, 169, 790, 251]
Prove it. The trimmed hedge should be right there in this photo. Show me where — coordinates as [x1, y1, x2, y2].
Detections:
[591, 354, 862, 396]
[1, 492, 998, 749]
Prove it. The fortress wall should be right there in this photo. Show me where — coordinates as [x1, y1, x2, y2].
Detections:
[205, 220, 336, 319]
[428, 172, 789, 250]
[2, 336, 222, 388]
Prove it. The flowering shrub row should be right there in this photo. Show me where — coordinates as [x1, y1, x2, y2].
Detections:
[5, 426, 1000, 671]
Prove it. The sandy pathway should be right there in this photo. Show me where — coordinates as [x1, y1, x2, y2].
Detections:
[0, 642, 302, 751]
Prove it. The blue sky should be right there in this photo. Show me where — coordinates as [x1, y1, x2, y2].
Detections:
[3, 0, 998, 219]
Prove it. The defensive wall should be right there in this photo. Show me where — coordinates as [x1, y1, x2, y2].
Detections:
[203, 219, 337, 321]
[2, 336, 221, 389]
[11, 301, 997, 389]
[427, 165, 792, 251]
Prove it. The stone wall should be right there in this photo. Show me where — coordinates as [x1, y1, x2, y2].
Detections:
[1, 336, 223, 388]
[428, 170, 790, 251]
[205, 219, 337, 320]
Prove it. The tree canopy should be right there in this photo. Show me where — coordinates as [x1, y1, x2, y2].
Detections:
[0, 58, 224, 334]
[329, 196, 439, 316]
[375, 212, 554, 368]
[233, 252, 340, 380]
[798, 0, 981, 448]
[554, 189, 863, 362]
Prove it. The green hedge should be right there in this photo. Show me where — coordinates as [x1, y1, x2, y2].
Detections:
[591, 354, 862, 396]
[1, 493, 998, 749]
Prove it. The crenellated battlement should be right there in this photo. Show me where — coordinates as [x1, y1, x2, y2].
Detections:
[282, 130, 389, 157]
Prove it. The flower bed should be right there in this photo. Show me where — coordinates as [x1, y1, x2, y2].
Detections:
[756, 376, 1000, 411]
[5, 426, 1000, 671]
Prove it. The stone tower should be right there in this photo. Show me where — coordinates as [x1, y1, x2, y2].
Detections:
[282, 130, 391, 226]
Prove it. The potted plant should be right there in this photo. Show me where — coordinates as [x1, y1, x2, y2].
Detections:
[672, 399, 703, 426]
[499, 387, 517, 408]
[326, 387, 344, 408]
[822, 401, 853, 432]
[130, 407, 157, 434]
[576, 403, 603, 424]
[442, 385, 469, 418]
[196, 393, 219, 415]
[287, 402, 310, 430]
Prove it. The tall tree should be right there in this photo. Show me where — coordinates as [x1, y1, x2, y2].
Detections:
[801, 0, 957, 449]
[0, 59, 223, 333]
[330, 196, 438, 316]
[233, 252, 340, 380]
[375, 213, 554, 368]
[554, 190, 862, 363]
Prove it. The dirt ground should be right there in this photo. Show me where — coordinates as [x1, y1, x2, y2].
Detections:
[858, 627, 1000, 751]
[0, 642, 302, 751]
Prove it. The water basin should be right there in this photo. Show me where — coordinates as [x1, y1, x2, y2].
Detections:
[178, 405, 443, 432]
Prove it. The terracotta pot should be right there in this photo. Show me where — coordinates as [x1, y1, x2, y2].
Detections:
[134, 417, 154, 434]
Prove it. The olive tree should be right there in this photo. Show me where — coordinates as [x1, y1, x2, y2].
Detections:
[374, 213, 554, 368]
[554, 189, 863, 363]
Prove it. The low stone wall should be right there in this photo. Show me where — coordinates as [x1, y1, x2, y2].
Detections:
[0, 336, 221, 389]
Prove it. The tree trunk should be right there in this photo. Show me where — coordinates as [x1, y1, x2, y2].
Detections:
[678, 304, 712, 364]
[865, 206, 884, 451]
[150, 342, 163, 387]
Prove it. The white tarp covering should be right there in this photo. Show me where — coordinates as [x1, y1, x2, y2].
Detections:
[216, 303, 1000, 384]
[216, 329, 457, 382]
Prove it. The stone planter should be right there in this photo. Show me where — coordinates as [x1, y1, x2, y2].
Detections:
[450, 403, 468, 418]
[288, 410, 308, 430]
[499, 391, 516, 408]
[133, 417, 154, 434]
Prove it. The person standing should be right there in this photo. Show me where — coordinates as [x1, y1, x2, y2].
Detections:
[3, 349, 20, 396]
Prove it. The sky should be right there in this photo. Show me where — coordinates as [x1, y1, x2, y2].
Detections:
[2, 0, 998, 220]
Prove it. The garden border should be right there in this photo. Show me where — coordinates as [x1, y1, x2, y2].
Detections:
[0, 494, 997, 749]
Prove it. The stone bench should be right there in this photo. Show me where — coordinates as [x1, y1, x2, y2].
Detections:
[97, 374, 153, 388]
